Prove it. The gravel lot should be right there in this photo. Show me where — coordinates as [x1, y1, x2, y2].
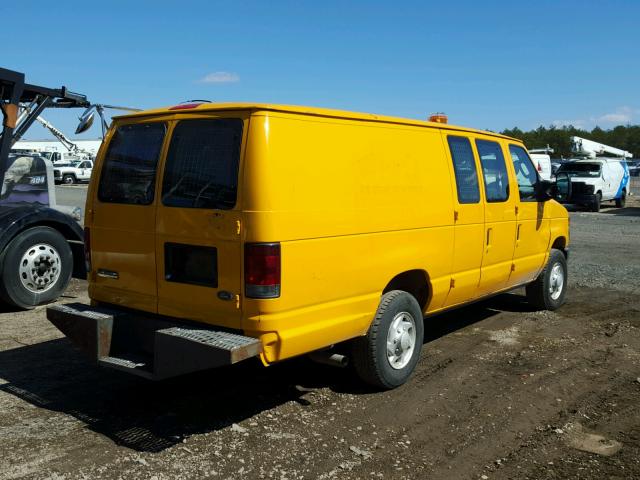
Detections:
[1, 193, 639, 480]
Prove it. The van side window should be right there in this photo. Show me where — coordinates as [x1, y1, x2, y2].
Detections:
[98, 122, 167, 205]
[447, 136, 480, 203]
[508, 145, 538, 201]
[475, 140, 510, 202]
[162, 119, 243, 210]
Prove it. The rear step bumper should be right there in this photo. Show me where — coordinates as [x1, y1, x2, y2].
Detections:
[47, 303, 262, 380]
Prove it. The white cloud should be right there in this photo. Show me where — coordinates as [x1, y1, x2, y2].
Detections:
[547, 106, 635, 129]
[198, 72, 240, 84]
[597, 106, 633, 124]
[551, 119, 587, 129]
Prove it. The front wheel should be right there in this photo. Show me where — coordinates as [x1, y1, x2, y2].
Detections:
[590, 192, 601, 212]
[0, 227, 73, 309]
[352, 290, 424, 389]
[62, 174, 76, 185]
[525, 248, 568, 311]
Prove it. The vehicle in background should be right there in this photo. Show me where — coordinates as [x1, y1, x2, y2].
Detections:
[47, 103, 571, 388]
[31, 115, 95, 160]
[43, 151, 83, 164]
[626, 159, 640, 177]
[1, 67, 137, 308]
[557, 136, 633, 212]
[551, 159, 563, 175]
[557, 158, 629, 211]
[53, 159, 93, 184]
[0, 68, 90, 308]
[528, 145, 553, 181]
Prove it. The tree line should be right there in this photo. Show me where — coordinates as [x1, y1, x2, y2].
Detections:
[500, 125, 640, 158]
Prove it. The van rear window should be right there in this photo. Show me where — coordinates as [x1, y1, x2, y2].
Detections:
[161, 119, 243, 210]
[98, 122, 167, 205]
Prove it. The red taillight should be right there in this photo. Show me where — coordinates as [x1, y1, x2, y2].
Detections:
[84, 227, 91, 273]
[245, 243, 281, 298]
[537, 162, 543, 172]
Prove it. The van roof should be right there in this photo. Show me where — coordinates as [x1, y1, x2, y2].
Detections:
[569, 158, 624, 164]
[115, 102, 519, 142]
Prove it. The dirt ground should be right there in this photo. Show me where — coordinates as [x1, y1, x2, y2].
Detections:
[1, 198, 639, 480]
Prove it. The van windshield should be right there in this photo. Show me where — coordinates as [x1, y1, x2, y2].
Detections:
[557, 163, 601, 178]
[161, 118, 243, 210]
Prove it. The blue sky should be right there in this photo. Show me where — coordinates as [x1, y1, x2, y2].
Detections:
[2, 1, 638, 139]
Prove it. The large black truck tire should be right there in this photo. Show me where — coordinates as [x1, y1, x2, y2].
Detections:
[0, 226, 73, 309]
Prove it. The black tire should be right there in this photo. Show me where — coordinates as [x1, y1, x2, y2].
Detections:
[352, 290, 424, 389]
[0, 227, 72, 309]
[615, 190, 626, 208]
[62, 174, 76, 185]
[525, 248, 568, 311]
[590, 192, 601, 212]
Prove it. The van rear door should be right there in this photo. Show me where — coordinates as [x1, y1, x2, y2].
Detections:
[154, 115, 246, 329]
[88, 121, 168, 313]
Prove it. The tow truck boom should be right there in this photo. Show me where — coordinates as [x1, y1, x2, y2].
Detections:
[0, 67, 88, 308]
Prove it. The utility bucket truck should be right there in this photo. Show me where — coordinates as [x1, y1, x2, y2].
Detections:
[556, 136, 631, 212]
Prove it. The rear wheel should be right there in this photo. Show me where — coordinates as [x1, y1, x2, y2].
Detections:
[0, 227, 72, 309]
[525, 248, 567, 311]
[352, 290, 424, 389]
[615, 190, 626, 208]
[590, 192, 601, 212]
[62, 174, 76, 185]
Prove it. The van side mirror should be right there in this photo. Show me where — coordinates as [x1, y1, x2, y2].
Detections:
[554, 172, 571, 202]
[535, 173, 571, 202]
[535, 180, 554, 201]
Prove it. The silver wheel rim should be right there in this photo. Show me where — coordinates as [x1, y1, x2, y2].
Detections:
[18, 243, 62, 294]
[386, 311, 416, 370]
[549, 262, 564, 301]
[64, 176, 73, 184]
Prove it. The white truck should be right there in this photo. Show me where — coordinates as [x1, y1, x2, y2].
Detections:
[528, 145, 553, 181]
[53, 159, 93, 184]
[557, 137, 632, 211]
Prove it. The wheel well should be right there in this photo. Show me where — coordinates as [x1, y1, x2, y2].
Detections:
[383, 270, 430, 310]
[552, 237, 567, 257]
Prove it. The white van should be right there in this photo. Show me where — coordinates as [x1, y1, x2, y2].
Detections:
[557, 158, 630, 211]
[529, 153, 552, 181]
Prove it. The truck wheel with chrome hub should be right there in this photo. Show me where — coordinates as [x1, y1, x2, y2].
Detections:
[526, 248, 568, 311]
[352, 290, 424, 389]
[0, 226, 72, 309]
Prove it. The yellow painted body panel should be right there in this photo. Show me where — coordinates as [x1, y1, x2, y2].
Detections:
[85, 104, 570, 365]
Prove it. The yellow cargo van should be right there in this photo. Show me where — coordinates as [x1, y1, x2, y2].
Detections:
[47, 103, 571, 388]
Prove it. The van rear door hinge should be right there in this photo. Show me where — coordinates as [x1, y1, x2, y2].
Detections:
[453, 210, 459, 222]
[450, 278, 455, 288]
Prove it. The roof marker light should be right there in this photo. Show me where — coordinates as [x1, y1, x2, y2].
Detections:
[428, 113, 448, 124]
